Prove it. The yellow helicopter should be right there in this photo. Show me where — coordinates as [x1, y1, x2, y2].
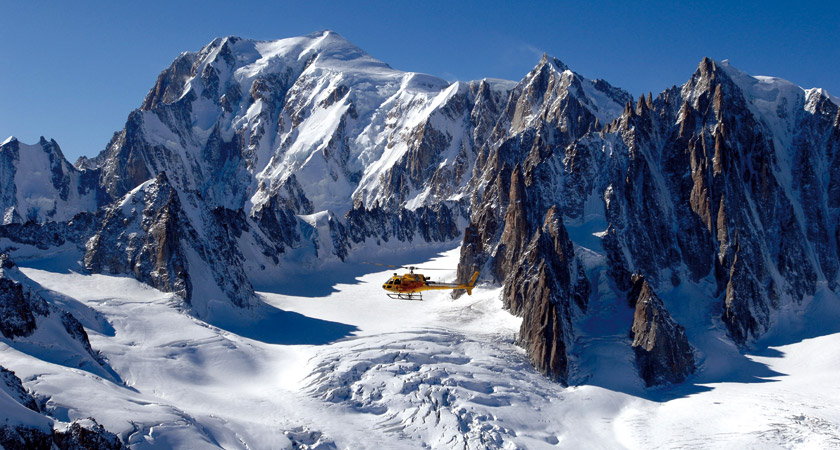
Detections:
[370, 264, 480, 301]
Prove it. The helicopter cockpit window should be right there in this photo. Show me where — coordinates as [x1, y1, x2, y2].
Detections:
[394, 279, 401, 285]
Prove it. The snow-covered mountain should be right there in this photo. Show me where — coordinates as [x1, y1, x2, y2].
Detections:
[94, 31, 515, 214]
[0, 137, 99, 225]
[77, 31, 511, 302]
[2, 30, 840, 447]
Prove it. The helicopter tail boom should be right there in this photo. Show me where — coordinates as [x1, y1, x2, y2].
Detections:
[421, 271, 480, 295]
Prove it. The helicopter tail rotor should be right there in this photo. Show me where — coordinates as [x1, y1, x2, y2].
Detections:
[466, 271, 479, 295]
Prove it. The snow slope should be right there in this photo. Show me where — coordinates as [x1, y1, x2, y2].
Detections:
[1, 247, 839, 448]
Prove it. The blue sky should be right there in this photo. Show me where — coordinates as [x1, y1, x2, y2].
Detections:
[2, 0, 838, 162]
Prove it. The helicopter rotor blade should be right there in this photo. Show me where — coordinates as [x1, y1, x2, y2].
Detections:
[362, 262, 453, 271]
[361, 262, 402, 269]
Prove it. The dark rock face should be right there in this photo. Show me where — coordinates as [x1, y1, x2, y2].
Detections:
[0, 273, 48, 339]
[85, 173, 193, 299]
[460, 54, 839, 382]
[344, 204, 459, 248]
[0, 426, 53, 450]
[458, 57, 628, 382]
[0, 213, 99, 253]
[248, 195, 301, 263]
[141, 51, 197, 112]
[1, 365, 40, 412]
[627, 275, 695, 386]
[0, 418, 122, 450]
[602, 59, 837, 345]
[96, 112, 156, 203]
[52, 421, 123, 450]
[84, 173, 258, 313]
[505, 207, 589, 381]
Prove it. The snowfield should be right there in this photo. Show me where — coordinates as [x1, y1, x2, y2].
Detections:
[3, 247, 840, 449]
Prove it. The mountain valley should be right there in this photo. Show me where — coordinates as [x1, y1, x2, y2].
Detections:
[2, 30, 840, 448]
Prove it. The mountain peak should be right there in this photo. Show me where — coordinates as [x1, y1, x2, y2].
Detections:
[311, 29, 341, 40]
[693, 56, 722, 80]
[192, 30, 378, 72]
[538, 53, 570, 73]
[207, 35, 242, 48]
[807, 87, 840, 109]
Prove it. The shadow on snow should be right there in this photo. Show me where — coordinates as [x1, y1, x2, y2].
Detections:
[0, 275, 128, 387]
[205, 301, 360, 346]
[572, 278, 840, 402]
[252, 244, 458, 298]
[585, 288, 840, 402]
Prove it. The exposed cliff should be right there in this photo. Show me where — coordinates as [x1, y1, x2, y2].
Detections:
[627, 274, 695, 386]
[84, 173, 259, 316]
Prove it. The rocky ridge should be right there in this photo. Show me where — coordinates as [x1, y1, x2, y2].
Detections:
[459, 56, 840, 384]
[0, 137, 99, 225]
[84, 172, 259, 315]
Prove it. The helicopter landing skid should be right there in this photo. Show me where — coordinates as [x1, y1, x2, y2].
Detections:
[386, 292, 423, 301]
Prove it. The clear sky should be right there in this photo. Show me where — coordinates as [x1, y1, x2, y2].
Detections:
[2, 0, 838, 162]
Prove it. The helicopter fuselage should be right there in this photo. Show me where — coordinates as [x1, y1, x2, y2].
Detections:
[381, 270, 479, 300]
